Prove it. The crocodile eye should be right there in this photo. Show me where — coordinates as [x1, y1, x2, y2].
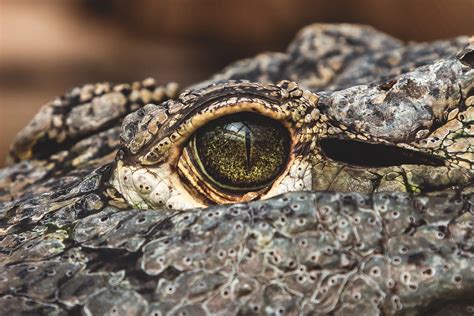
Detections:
[187, 112, 290, 192]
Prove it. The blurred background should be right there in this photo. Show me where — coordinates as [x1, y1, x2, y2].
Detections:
[1, 0, 473, 166]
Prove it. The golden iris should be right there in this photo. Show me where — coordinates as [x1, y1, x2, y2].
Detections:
[190, 112, 290, 192]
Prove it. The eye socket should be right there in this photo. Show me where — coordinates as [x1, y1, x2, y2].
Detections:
[187, 112, 291, 192]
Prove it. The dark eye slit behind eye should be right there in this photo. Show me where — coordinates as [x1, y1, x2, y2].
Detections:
[320, 138, 445, 167]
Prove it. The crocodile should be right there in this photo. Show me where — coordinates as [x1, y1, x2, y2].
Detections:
[0, 24, 473, 315]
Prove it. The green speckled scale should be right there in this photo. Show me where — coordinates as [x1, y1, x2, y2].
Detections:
[1, 24, 473, 315]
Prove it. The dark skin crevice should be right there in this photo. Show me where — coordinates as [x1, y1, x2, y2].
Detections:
[320, 138, 445, 168]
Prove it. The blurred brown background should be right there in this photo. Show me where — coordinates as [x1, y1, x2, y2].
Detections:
[1, 0, 473, 166]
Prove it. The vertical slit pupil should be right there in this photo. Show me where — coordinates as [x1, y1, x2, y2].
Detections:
[245, 125, 251, 168]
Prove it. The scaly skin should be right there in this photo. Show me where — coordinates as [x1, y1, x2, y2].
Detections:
[113, 43, 473, 209]
[0, 24, 473, 315]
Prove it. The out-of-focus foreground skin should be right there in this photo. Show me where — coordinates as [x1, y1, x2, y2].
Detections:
[0, 24, 473, 315]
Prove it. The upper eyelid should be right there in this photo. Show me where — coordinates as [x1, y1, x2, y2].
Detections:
[134, 102, 291, 166]
[166, 89, 283, 130]
[120, 81, 314, 166]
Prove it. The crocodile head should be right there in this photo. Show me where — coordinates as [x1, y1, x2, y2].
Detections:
[1, 24, 473, 316]
[112, 58, 473, 210]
